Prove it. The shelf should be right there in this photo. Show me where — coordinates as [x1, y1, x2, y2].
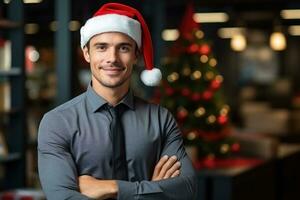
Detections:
[0, 19, 20, 29]
[0, 68, 22, 76]
[0, 153, 21, 164]
[0, 108, 21, 115]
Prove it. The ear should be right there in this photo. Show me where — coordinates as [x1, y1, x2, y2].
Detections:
[82, 46, 91, 63]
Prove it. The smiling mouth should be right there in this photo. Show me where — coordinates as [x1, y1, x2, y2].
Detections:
[100, 66, 125, 75]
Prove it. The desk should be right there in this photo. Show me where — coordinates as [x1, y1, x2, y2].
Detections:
[276, 144, 300, 200]
[196, 144, 300, 200]
[197, 159, 276, 200]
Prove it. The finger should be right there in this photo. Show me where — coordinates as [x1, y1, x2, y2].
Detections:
[170, 170, 180, 178]
[152, 155, 169, 179]
[163, 161, 181, 179]
[158, 155, 177, 179]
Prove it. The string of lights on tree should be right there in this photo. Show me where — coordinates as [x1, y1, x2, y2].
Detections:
[155, 3, 240, 160]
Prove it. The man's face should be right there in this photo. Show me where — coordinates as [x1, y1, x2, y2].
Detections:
[82, 32, 138, 89]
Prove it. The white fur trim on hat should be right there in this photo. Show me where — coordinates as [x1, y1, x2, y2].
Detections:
[140, 68, 162, 86]
[80, 14, 141, 49]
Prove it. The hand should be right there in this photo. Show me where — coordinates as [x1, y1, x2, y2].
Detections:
[78, 175, 118, 200]
[151, 155, 181, 181]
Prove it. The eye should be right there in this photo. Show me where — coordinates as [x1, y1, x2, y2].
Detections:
[119, 45, 131, 53]
[95, 44, 107, 51]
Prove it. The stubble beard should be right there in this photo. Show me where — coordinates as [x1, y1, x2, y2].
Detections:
[93, 66, 132, 89]
[96, 74, 131, 89]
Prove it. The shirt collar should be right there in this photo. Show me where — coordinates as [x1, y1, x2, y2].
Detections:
[86, 82, 135, 113]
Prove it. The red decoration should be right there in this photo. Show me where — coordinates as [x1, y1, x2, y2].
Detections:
[231, 143, 241, 153]
[181, 88, 191, 96]
[217, 115, 228, 125]
[210, 79, 221, 90]
[187, 44, 199, 53]
[202, 156, 215, 168]
[177, 109, 188, 120]
[197, 128, 230, 141]
[165, 87, 175, 96]
[191, 92, 201, 101]
[195, 157, 263, 170]
[179, 2, 199, 40]
[202, 90, 213, 100]
[199, 44, 211, 55]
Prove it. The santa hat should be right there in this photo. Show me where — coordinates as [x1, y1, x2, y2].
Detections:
[80, 3, 162, 86]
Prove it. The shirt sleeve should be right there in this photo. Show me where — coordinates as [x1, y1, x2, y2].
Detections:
[37, 112, 90, 200]
[116, 107, 198, 200]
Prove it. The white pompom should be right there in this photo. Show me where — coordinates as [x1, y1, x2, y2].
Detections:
[140, 68, 162, 86]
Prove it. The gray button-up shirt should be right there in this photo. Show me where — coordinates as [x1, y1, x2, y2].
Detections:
[38, 84, 197, 200]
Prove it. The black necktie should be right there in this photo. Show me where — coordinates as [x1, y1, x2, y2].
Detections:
[108, 105, 128, 180]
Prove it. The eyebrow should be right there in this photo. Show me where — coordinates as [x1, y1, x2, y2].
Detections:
[93, 42, 133, 47]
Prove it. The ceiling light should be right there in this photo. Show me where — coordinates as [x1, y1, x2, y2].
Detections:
[218, 27, 246, 38]
[162, 29, 180, 41]
[230, 34, 247, 51]
[288, 25, 300, 36]
[23, 0, 43, 3]
[270, 32, 286, 51]
[280, 9, 300, 19]
[193, 12, 229, 23]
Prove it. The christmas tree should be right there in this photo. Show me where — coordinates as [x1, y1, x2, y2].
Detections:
[157, 3, 240, 161]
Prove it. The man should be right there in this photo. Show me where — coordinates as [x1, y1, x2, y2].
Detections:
[38, 3, 197, 200]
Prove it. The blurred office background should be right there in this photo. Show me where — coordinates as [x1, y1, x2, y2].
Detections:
[1, 0, 300, 199]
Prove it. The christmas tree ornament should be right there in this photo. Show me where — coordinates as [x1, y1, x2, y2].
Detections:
[177, 107, 188, 120]
[187, 131, 197, 140]
[181, 88, 191, 96]
[209, 58, 217, 67]
[165, 87, 175, 96]
[205, 71, 215, 80]
[191, 92, 202, 101]
[220, 144, 230, 154]
[182, 66, 192, 76]
[210, 79, 222, 90]
[202, 90, 213, 101]
[195, 30, 204, 39]
[200, 55, 209, 63]
[199, 44, 211, 55]
[215, 75, 224, 82]
[167, 72, 179, 83]
[191, 70, 202, 80]
[207, 115, 217, 124]
[220, 106, 229, 116]
[188, 44, 199, 53]
[217, 115, 228, 125]
[194, 107, 206, 117]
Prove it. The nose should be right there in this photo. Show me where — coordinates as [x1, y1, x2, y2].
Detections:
[106, 48, 118, 64]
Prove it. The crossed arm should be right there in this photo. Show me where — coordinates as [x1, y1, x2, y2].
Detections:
[38, 111, 198, 200]
[79, 155, 181, 199]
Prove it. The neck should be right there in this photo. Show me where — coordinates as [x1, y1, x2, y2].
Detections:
[91, 78, 129, 106]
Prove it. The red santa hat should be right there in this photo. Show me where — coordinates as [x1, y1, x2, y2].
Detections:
[80, 3, 162, 86]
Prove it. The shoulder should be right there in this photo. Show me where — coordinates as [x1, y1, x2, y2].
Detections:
[134, 95, 173, 121]
[51, 93, 86, 113]
[41, 93, 86, 126]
